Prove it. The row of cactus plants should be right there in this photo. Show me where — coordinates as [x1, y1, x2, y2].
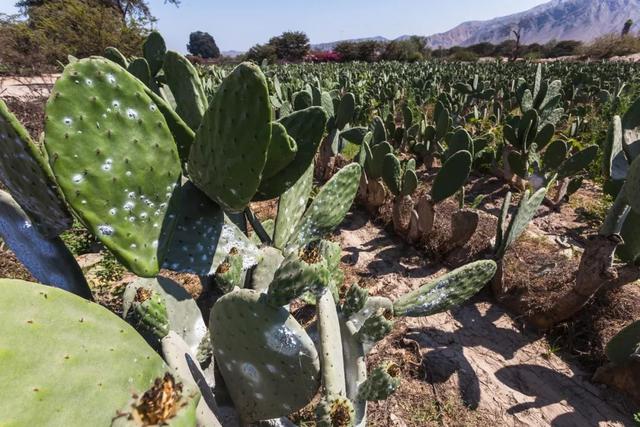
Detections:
[0, 31, 501, 426]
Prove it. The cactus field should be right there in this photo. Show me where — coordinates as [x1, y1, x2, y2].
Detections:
[2, 32, 640, 426]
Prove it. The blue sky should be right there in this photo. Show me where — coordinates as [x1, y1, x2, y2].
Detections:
[0, 0, 549, 52]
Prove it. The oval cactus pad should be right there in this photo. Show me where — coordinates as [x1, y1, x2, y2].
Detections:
[0, 99, 71, 237]
[210, 288, 320, 422]
[44, 57, 182, 277]
[0, 279, 167, 426]
[188, 62, 271, 212]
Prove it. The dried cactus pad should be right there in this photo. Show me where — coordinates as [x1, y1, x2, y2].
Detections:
[162, 181, 259, 276]
[188, 62, 271, 212]
[210, 289, 320, 422]
[0, 279, 168, 426]
[393, 260, 497, 317]
[0, 99, 71, 237]
[44, 57, 182, 277]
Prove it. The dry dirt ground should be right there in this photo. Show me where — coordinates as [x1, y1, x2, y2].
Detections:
[335, 210, 635, 426]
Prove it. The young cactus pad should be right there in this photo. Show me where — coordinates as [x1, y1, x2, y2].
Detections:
[122, 276, 208, 355]
[0, 279, 168, 426]
[286, 163, 362, 249]
[188, 62, 271, 212]
[210, 288, 321, 422]
[0, 190, 91, 299]
[0, 99, 71, 237]
[44, 57, 182, 277]
[393, 260, 497, 317]
[256, 107, 328, 200]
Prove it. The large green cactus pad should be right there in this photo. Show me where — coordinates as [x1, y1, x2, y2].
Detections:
[163, 51, 208, 130]
[0, 279, 168, 426]
[163, 181, 259, 276]
[257, 107, 328, 200]
[273, 163, 313, 249]
[431, 150, 472, 203]
[0, 190, 91, 299]
[624, 155, 640, 214]
[393, 260, 497, 317]
[44, 57, 182, 277]
[0, 99, 71, 237]
[189, 62, 271, 211]
[496, 188, 547, 258]
[210, 289, 320, 422]
[286, 163, 361, 249]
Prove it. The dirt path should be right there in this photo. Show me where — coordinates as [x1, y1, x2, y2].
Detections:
[336, 210, 635, 426]
[0, 75, 58, 100]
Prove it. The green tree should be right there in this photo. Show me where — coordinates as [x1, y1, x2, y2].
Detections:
[16, 0, 180, 22]
[246, 43, 277, 64]
[187, 31, 220, 58]
[622, 19, 634, 36]
[268, 31, 310, 62]
[1, 0, 146, 69]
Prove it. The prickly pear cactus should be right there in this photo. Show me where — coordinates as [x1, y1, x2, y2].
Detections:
[273, 163, 313, 250]
[342, 284, 369, 318]
[357, 363, 401, 401]
[257, 107, 328, 200]
[0, 99, 72, 237]
[393, 260, 497, 317]
[122, 277, 208, 355]
[266, 247, 331, 306]
[210, 288, 321, 422]
[0, 279, 171, 427]
[163, 51, 208, 130]
[431, 150, 472, 203]
[188, 62, 271, 211]
[263, 122, 297, 180]
[104, 46, 129, 68]
[143, 31, 166, 77]
[44, 57, 182, 277]
[286, 163, 361, 249]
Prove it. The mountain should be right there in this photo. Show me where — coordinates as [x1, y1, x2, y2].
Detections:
[424, 0, 640, 48]
[311, 36, 389, 52]
[312, 0, 640, 51]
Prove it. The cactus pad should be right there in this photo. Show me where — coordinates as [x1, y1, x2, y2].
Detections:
[343, 284, 369, 318]
[263, 122, 298, 180]
[357, 363, 401, 401]
[266, 250, 331, 306]
[0, 99, 71, 237]
[210, 288, 320, 422]
[273, 163, 313, 249]
[44, 57, 182, 277]
[163, 181, 259, 276]
[163, 51, 207, 130]
[123, 276, 207, 354]
[286, 163, 361, 249]
[431, 150, 472, 203]
[382, 153, 402, 196]
[189, 62, 271, 211]
[0, 190, 91, 299]
[143, 31, 166, 77]
[0, 279, 168, 426]
[496, 187, 547, 258]
[250, 247, 285, 293]
[393, 260, 497, 317]
[257, 107, 328, 200]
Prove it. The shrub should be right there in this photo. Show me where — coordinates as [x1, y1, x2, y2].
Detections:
[582, 34, 640, 59]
